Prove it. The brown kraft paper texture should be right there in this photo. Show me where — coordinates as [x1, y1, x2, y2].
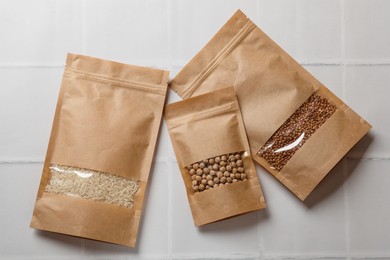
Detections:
[165, 87, 266, 226]
[170, 10, 371, 201]
[30, 53, 169, 247]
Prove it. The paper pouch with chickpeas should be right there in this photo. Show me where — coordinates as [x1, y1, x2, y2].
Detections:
[165, 87, 266, 226]
[170, 10, 371, 201]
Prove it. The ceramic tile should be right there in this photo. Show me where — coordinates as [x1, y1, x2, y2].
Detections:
[261, 162, 347, 257]
[345, 66, 389, 158]
[0, 0, 82, 64]
[0, 163, 83, 257]
[304, 65, 343, 98]
[258, 0, 341, 62]
[83, 0, 170, 65]
[0, 68, 62, 161]
[346, 159, 390, 256]
[0, 1, 390, 259]
[170, 0, 258, 64]
[345, 0, 390, 61]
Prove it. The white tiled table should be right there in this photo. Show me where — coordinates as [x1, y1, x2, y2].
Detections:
[1, 1, 389, 259]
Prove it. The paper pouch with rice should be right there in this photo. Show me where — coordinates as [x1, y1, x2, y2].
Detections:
[30, 53, 169, 247]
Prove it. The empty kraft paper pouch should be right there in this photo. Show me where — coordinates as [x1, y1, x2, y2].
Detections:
[165, 87, 266, 226]
[170, 10, 371, 201]
[30, 53, 169, 247]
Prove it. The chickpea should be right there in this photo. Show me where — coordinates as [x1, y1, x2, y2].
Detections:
[189, 153, 247, 192]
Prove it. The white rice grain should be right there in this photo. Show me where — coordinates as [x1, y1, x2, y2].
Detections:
[45, 164, 139, 208]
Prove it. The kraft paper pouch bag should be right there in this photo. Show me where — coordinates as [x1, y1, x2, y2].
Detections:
[30, 53, 169, 247]
[165, 87, 266, 226]
[170, 10, 371, 201]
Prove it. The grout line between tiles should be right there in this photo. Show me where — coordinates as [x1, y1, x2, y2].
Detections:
[346, 156, 390, 161]
[0, 64, 65, 68]
[2, 61, 390, 70]
[343, 160, 351, 260]
[255, 0, 261, 25]
[0, 256, 357, 260]
[0, 255, 386, 260]
[80, 1, 87, 256]
[167, 161, 173, 260]
[81, 0, 87, 53]
[0, 257, 383, 260]
[80, 239, 86, 257]
[340, 1, 351, 259]
[167, 0, 174, 62]
[258, 211, 264, 258]
[0, 160, 43, 164]
[167, 1, 174, 257]
[163, 60, 390, 67]
[340, 0, 347, 102]
[171, 254, 348, 260]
